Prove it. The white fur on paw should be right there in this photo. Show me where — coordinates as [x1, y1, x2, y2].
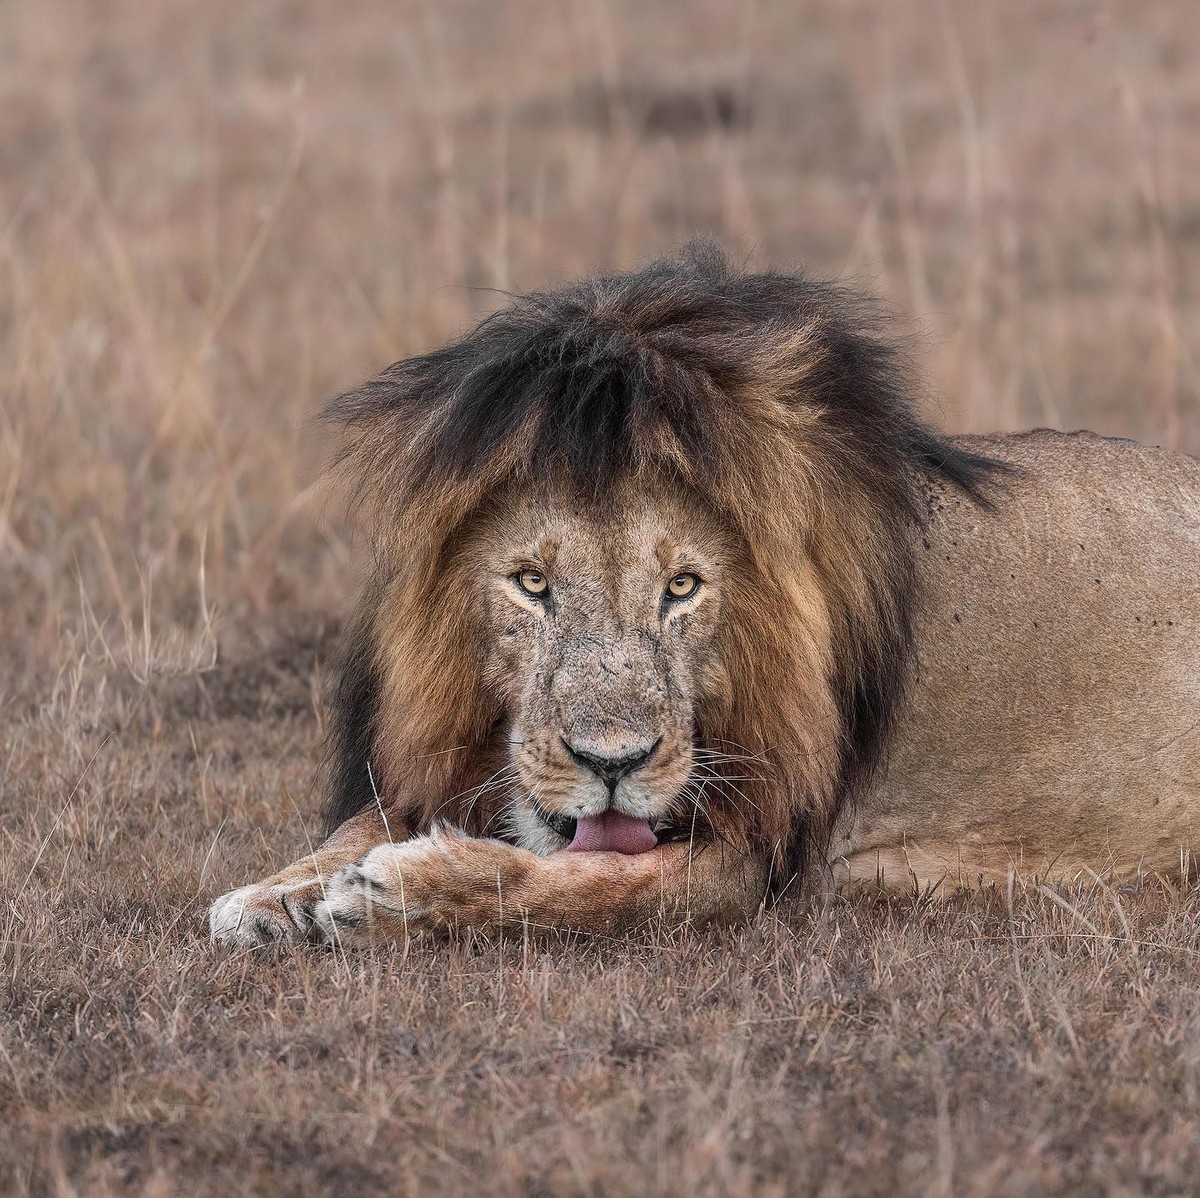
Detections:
[208, 882, 313, 946]
[310, 833, 460, 941]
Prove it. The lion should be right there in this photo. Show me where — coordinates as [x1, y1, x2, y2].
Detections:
[208, 242, 1200, 947]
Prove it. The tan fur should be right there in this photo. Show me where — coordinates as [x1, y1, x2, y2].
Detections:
[832, 431, 1200, 892]
[309, 831, 768, 940]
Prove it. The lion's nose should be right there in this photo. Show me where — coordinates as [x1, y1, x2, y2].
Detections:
[561, 737, 660, 790]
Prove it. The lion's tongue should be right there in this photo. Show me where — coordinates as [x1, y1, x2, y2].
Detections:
[566, 811, 658, 855]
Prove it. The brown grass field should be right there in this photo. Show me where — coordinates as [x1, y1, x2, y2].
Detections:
[3, 1, 1200, 1193]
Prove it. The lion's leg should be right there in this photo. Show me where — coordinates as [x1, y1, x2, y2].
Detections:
[208, 807, 395, 946]
[309, 827, 769, 941]
[831, 838, 1038, 896]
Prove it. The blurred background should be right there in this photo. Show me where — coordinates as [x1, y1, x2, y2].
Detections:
[1, 0, 1196, 688]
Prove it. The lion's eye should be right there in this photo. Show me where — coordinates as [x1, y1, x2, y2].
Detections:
[665, 573, 700, 601]
[516, 569, 549, 599]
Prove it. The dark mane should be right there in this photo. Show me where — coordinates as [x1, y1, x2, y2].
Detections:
[322, 241, 1007, 890]
[327, 240, 1001, 509]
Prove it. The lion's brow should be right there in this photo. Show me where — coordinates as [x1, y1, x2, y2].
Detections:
[653, 535, 678, 570]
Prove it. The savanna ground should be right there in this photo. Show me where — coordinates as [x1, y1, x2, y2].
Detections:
[2, 1, 1200, 1193]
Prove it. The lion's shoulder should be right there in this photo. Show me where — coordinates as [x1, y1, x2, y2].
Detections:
[837, 427, 1200, 891]
[925, 428, 1200, 570]
[950, 425, 1197, 477]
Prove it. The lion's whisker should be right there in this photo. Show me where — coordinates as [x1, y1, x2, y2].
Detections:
[693, 745, 769, 761]
[461, 771, 522, 831]
[686, 766, 765, 816]
[674, 781, 741, 854]
[695, 738, 772, 761]
[694, 772, 759, 786]
[482, 780, 531, 838]
[435, 764, 521, 828]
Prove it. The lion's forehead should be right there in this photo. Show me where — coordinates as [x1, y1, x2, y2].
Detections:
[478, 487, 731, 590]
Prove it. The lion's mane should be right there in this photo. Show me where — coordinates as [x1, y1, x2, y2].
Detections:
[321, 242, 1000, 890]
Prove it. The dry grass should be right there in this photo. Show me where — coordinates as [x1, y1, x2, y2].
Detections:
[2, 1, 1199, 1193]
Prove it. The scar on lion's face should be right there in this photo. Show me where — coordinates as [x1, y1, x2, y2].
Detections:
[453, 482, 736, 853]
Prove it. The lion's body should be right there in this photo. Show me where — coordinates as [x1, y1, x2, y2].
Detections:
[207, 247, 1200, 949]
[833, 430, 1200, 890]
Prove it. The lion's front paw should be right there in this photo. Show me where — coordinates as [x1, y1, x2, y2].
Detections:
[310, 828, 527, 942]
[310, 839, 437, 942]
[207, 878, 324, 947]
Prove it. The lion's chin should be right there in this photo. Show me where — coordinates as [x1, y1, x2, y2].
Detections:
[563, 811, 658, 855]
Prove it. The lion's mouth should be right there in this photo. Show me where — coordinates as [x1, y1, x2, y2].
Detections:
[532, 803, 577, 843]
[532, 802, 661, 854]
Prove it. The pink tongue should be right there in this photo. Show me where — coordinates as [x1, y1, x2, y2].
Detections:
[566, 811, 658, 855]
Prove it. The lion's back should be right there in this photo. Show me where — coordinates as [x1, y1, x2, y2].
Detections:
[832, 429, 1200, 890]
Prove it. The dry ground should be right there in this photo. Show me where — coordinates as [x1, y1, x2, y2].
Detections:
[3, 1, 1200, 1194]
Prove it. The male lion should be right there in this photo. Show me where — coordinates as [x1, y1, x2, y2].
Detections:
[209, 243, 1200, 947]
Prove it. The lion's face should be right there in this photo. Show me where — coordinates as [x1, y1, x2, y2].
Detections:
[326, 246, 1000, 882]
[467, 485, 733, 853]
